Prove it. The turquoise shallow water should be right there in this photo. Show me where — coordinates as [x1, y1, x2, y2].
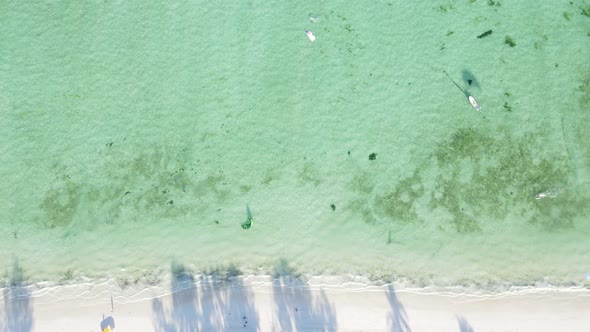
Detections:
[1, 1, 590, 290]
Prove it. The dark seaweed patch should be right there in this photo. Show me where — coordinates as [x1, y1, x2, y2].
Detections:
[477, 30, 493, 38]
[505, 35, 516, 47]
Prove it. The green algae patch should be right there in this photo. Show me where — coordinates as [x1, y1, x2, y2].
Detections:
[37, 143, 224, 229]
[372, 170, 425, 224]
[347, 171, 378, 224]
[430, 127, 572, 231]
[351, 125, 582, 233]
[40, 181, 82, 228]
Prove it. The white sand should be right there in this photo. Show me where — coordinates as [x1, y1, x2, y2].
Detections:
[4, 276, 589, 332]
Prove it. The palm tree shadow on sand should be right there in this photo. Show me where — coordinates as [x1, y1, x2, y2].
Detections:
[272, 259, 337, 331]
[152, 259, 259, 331]
[387, 285, 411, 332]
[1, 259, 34, 332]
[457, 315, 474, 332]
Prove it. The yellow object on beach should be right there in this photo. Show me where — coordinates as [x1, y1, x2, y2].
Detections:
[102, 326, 112, 332]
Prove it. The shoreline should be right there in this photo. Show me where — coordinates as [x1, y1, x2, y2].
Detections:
[3, 274, 590, 331]
[7, 273, 590, 301]
[8, 271, 590, 298]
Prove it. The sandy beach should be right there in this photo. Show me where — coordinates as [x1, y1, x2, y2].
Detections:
[3, 275, 590, 331]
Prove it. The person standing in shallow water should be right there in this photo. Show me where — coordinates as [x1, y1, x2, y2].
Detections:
[241, 217, 253, 229]
[241, 204, 253, 229]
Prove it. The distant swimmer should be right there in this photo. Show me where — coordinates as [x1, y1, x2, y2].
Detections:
[305, 30, 316, 42]
[241, 217, 253, 230]
[241, 204, 254, 229]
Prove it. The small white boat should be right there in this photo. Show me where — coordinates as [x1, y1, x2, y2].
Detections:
[309, 15, 319, 23]
[305, 30, 316, 42]
[468, 96, 481, 112]
[535, 188, 562, 200]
